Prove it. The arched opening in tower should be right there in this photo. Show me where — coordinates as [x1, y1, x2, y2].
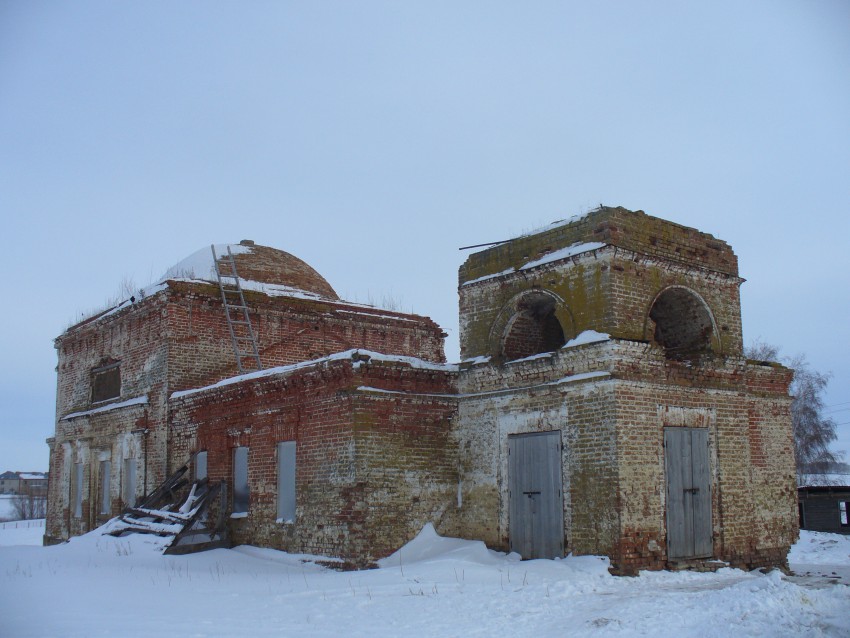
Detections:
[649, 287, 715, 361]
[502, 293, 566, 360]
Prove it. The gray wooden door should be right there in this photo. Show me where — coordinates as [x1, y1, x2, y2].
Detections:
[508, 431, 564, 559]
[665, 427, 712, 560]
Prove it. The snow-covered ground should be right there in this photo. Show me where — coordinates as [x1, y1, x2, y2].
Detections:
[0, 518, 44, 547]
[0, 522, 847, 637]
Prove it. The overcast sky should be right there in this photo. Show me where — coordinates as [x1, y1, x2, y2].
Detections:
[1, 1, 848, 472]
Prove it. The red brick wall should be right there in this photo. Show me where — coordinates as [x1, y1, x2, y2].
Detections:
[453, 339, 796, 575]
[169, 354, 457, 565]
[48, 295, 169, 543]
[165, 281, 446, 393]
[49, 277, 447, 544]
[351, 389, 458, 561]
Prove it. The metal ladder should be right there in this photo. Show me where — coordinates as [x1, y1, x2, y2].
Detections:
[211, 245, 262, 374]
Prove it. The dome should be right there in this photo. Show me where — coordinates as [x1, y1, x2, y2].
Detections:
[161, 240, 339, 300]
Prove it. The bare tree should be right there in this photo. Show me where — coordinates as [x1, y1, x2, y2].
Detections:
[745, 339, 780, 362]
[747, 339, 842, 481]
[11, 494, 47, 520]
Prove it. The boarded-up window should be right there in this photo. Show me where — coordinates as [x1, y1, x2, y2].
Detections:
[73, 462, 83, 518]
[123, 459, 137, 507]
[276, 442, 296, 522]
[99, 460, 111, 515]
[195, 451, 208, 482]
[233, 447, 249, 514]
[91, 362, 120, 403]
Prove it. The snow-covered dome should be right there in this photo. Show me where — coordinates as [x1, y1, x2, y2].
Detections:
[160, 240, 339, 300]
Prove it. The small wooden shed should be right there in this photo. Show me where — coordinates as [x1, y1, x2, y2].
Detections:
[798, 485, 850, 535]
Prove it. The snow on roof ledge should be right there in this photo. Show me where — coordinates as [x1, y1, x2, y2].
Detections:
[519, 241, 606, 271]
[563, 330, 611, 349]
[462, 241, 607, 287]
[61, 270, 423, 339]
[549, 371, 611, 385]
[515, 210, 596, 240]
[170, 350, 457, 400]
[61, 395, 149, 421]
[798, 474, 850, 488]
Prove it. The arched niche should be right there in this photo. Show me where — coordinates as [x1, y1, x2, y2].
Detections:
[646, 286, 720, 361]
[491, 290, 574, 361]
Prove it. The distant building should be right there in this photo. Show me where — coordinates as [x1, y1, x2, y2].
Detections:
[0, 471, 48, 496]
[46, 207, 798, 574]
[18, 473, 48, 498]
[0, 471, 20, 495]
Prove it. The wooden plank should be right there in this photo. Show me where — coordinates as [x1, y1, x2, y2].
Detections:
[509, 434, 532, 558]
[135, 462, 190, 511]
[691, 428, 712, 557]
[508, 435, 521, 556]
[516, 435, 528, 555]
[528, 434, 541, 555]
[665, 428, 687, 559]
[106, 525, 174, 537]
[542, 431, 564, 558]
[681, 428, 695, 558]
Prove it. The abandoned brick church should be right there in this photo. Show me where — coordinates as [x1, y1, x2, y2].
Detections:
[46, 206, 798, 574]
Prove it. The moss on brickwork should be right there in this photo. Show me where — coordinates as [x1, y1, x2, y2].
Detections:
[459, 207, 744, 360]
[461, 256, 611, 359]
[460, 206, 738, 285]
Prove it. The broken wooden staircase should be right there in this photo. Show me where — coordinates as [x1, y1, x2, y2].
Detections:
[106, 457, 230, 555]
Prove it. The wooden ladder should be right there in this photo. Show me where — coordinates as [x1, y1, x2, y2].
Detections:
[211, 245, 262, 374]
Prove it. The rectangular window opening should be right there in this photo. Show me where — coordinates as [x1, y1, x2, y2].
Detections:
[841, 501, 849, 527]
[73, 462, 83, 518]
[276, 441, 296, 523]
[195, 451, 208, 482]
[99, 460, 111, 515]
[91, 362, 121, 403]
[232, 447, 249, 515]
